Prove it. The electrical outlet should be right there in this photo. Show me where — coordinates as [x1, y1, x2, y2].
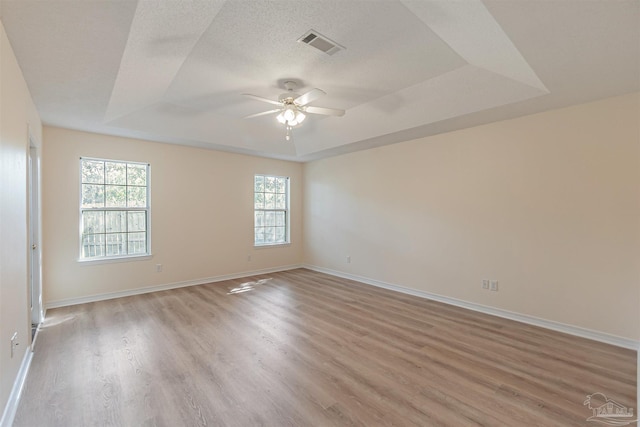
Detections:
[346, 255, 351, 263]
[156, 264, 163, 273]
[10, 332, 18, 358]
[247, 254, 252, 262]
[490, 280, 499, 291]
[482, 279, 490, 290]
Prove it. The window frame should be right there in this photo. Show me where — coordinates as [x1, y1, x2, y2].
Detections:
[254, 174, 290, 247]
[78, 157, 151, 262]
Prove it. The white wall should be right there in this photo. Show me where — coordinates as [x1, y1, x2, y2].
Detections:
[303, 93, 640, 341]
[42, 127, 303, 305]
[0, 20, 42, 421]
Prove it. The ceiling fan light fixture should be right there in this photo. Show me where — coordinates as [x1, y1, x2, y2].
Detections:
[283, 108, 296, 122]
[278, 106, 305, 127]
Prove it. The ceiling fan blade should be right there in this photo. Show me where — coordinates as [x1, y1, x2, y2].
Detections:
[242, 93, 282, 106]
[304, 106, 345, 117]
[294, 88, 326, 106]
[244, 109, 281, 119]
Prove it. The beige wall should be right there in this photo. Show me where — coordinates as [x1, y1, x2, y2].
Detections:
[42, 127, 303, 304]
[304, 93, 640, 341]
[0, 20, 42, 418]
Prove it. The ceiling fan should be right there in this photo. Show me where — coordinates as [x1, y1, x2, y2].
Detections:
[242, 81, 345, 141]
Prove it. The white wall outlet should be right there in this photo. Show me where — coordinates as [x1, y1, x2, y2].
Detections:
[156, 264, 163, 273]
[346, 255, 351, 263]
[490, 280, 499, 291]
[482, 279, 490, 290]
[10, 332, 18, 358]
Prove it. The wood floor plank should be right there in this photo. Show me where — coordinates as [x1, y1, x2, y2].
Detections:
[14, 268, 637, 426]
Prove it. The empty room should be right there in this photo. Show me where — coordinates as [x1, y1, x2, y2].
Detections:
[1, 0, 638, 426]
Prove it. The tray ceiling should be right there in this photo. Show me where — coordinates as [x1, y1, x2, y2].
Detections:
[1, 0, 638, 161]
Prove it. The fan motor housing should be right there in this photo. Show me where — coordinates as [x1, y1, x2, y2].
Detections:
[279, 93, 299, 104]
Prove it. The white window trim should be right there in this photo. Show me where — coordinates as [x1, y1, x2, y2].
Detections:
[254, 174, 290, 247]
[77, 254, 153, 264]
[254, 242, 291, 249]
[78, 157, 152, 261]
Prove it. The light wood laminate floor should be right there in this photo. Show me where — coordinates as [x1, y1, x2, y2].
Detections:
[15, 269, 636, 426]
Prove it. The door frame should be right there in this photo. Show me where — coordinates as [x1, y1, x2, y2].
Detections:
[28, 129, 43, 345]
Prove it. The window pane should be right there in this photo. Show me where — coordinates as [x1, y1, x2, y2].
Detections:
[265, 176, 276, 193]
[105, 185, 127, 207]
[254, 193, 264, 209]
[82, 184, 104, 208]
[81, 160, 104, 184]
[275, 212, 285, 226]
[106, 233, 126, 256]
[82, 234, 105, 258]
[264, 227, 275, 243]
[255, 175, 264, 192]
[255, 228, 265, 245]
[275, 194, 286, 209]
[105, 211, 126, 233]
[265, 211, 275, 226]
[127, 164, 147, 186]
[128, 211, 146, 232]
[83, 211, 105, 234]
[128, 232, 146, 254]
[254, 211, 264, 227]
[105, 162, 126, 185]
[276, 177, 286, 194]
[128, 187, 147, 207]
[265, 193, 275, 209]
[275, 227, 286, 243]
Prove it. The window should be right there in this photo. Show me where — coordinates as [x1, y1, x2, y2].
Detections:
[254, 175, 289, 246]
[80, 158, 150, 260]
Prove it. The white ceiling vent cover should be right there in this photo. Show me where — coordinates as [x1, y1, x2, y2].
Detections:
[298, 30, 345, 55]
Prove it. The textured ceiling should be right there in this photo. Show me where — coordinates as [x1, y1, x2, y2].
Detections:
[1, 0, 638, 161]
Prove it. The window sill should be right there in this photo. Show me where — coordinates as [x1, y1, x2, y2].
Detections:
[254, 243, 291, 249]
[77, 254, 153, 265]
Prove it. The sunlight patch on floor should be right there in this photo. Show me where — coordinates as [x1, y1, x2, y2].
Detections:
[227, 278, 272, 295]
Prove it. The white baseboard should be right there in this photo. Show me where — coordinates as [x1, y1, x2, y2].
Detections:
[46, 264, 304, 309]
[0, 348, 33, 427]
[304, 264, 640, 351]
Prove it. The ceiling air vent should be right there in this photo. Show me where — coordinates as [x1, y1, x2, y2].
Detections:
[298, 30, 344, 56]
